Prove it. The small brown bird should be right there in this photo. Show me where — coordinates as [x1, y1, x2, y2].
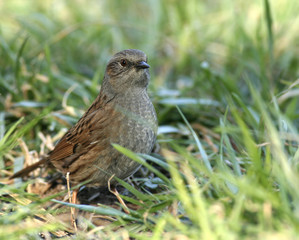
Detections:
[11, 49, 157, 189]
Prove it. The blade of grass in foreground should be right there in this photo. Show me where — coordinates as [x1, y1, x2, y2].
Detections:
[52, 199, 140, 222]
[112, 144, 171, 185]
[0, 109, 51, 159]
[176, 106, 213, 172]
[165, 146, 213, 239]
[0, 117, 24, 156]
[249, 83, 299, 204]
[114, 177, 154, 202]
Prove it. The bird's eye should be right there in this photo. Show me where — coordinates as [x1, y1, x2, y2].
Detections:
[120, 59, 127, 67]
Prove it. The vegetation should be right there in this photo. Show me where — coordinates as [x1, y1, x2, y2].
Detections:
[1, 0, 299, 239]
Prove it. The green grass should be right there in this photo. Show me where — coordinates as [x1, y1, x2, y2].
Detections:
[1, 0, 299, 239]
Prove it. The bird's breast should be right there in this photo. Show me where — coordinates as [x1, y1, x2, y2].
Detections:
[111, 91, 157, 153]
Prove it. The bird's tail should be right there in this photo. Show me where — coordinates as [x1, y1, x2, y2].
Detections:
[10, 157, 48, 179]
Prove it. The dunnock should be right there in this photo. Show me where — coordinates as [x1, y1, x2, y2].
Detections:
[11, 49, 158, 188]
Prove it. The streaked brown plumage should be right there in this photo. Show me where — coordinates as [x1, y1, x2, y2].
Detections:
[11, 49, 158, 187]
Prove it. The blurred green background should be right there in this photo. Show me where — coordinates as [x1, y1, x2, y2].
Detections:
[1, 0, 298, 104]
[1, 0, 298, 135]
[1, 0, 299, 239]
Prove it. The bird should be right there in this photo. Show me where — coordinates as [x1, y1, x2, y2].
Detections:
[10, 49, 158, 191]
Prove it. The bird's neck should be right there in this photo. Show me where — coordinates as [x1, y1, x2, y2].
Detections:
[116, 87, 148, 105]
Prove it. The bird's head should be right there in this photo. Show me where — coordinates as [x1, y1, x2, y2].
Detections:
[102, 49, 150, 95]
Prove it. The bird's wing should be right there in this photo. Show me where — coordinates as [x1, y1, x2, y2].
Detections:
[49, 93, 118, 163]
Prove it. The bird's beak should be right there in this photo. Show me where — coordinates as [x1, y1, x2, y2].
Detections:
[136, 61, 150, 69]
